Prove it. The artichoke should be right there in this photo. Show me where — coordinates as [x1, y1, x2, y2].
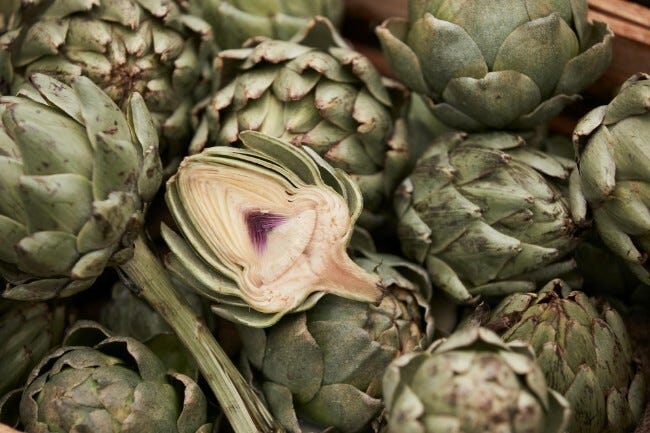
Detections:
[238, 244, 435, 433]
[0, 0, 213, 164]
[163, 130, 383, 327]
[484, 279, 646, 433]
[0, 73, 162, 299]
[20, 321, 212, 433]
[0, 301, 66, 397]
[100, 282, 173, 342]
[570, 73, 650, 285]
[395, 131, 576, 303]
[189, 0, 344, 49]
[376, 0, 613, 131]
[382, 327, 570, 433]
[193, 17, 409, 226]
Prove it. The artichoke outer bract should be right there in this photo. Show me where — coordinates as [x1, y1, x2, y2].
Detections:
[570, 73, 650, 285]
[0, 0, 213, 165]
[382, 326, 570, 433]
[394, 131, 577, 303]
[193, 17, 410, 226]
[238, 242, 435, 433]
[20, 321, 212, 433]
[163, 130, 383, 327]
[0, 73, 162, 300]
[484, 279, 646, 433]
[376, 0, 613, 131]
[188, 0, 344, 49]
[0, 300, 66, 397]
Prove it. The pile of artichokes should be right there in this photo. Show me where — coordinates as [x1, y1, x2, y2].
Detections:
[0, 0, 648, 433]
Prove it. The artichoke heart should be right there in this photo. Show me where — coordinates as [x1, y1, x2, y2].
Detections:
[164, 131, 383, 326]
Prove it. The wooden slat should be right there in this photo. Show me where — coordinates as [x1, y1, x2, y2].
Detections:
[589, 0, 650, 29]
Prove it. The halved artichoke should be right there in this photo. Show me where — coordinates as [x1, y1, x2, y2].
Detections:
[163, 130, 383, 327]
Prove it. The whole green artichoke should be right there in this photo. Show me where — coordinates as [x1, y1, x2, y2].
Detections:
[193, 17, 409, 226]
[20, 321, 212, 433]
[570, 73, 650, 285]
[382, 327, 570, 433]
[376, 0, 613, 131]
[189, 0, 343, 49]
[0, 0, 213, 164]
[163, 130, 383, 327]
[395, 131, 576, 303]
[238, 246, 434, 433]
[0, 301, 66, 396]
[484, 279, 646, 433]
[0, 73, 162, 300]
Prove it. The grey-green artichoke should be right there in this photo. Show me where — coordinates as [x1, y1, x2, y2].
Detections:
[189, 0, 344, 49]
[376, 0, 613, 131]
[0, 73, 162, 300]
[163, 130, 383, 327]
[100, 282, 173, 342]
[382, 327, 570, 433]
[192, 17, 409, 226]
[570, 73, 650, 285]
[0, 0, 213, 164]
[484, 279, 646, 433]
[395, 131, 576, 303]
[0, 301, 66, 396]
[238, 245, 435, 433]
[20, 321, 212, 433]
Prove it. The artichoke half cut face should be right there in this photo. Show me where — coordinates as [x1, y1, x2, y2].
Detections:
[164, 131, 383, 327]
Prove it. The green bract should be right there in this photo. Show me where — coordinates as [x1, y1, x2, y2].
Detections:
[163, 130, 383, 327]
[238, 244, 434, 433]
[20, 321, 212, 433]
[485, 279, 646, 433]
[190, 0, 343, 49]
[395, 131, 576, 303]
[0, 301, 66, 396]
[0, 0, 213, 164]
[0, 73, 162, 300]
[570, 73, 650, 285]
[193, 17, 409, 226]
[382, 327, 570, 433]
[376, 0, 613, 131]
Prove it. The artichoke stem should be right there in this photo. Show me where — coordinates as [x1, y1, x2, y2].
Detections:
[120, 233, 284, 433]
